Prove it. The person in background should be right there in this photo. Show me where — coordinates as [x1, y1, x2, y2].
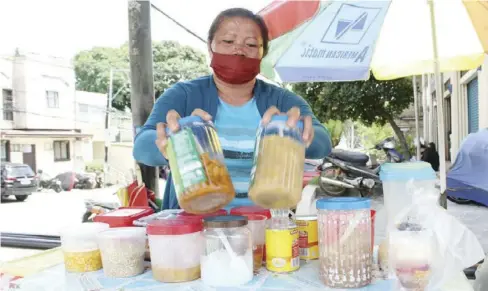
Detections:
[133, 8, 332, 210]
[421, 142, 440, 172]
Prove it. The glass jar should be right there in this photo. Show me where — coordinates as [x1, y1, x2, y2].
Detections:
[317, 197, 372, 288]
[249, 116, 305, 209]
[147, 218, 204, 282]
[201, 216, 253, 286]
[60, 222, 109, 273]
[166, 116, 235, 214]
[97, 227, 147, 278]
[265, 209, 300, 273]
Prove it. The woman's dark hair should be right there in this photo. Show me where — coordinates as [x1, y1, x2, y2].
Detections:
[208, 8, 269, 56]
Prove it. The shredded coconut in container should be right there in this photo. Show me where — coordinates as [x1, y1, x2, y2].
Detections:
[201, 248, 253, 286]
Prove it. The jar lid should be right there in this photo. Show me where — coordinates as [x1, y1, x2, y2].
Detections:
[203, 215, 248, 228]
[242, 214, 267, 221]
[60, 222, 110, 239]
[230, 206, 271, 219]
[147, 218, 203, 235]
[379, 161, 436, 182]
[316, 197, 371, 210]
[270, 115, 304, 131]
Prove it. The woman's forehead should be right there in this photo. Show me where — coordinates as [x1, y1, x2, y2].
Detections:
[215, 17, 262, 38]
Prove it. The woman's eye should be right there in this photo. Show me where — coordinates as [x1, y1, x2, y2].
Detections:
[246, 44, 258, 48]
[223, 40, 233, 44]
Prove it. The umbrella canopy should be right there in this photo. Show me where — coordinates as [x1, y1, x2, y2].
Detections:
[259, 0, 488, 82]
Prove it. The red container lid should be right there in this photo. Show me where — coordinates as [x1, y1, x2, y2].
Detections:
[93, 207, 154, 228]
[147, 218, 203, 235]
[177, 209, 227, 220]
[230, 206, 271, 219]
[241, 214, 268, 221]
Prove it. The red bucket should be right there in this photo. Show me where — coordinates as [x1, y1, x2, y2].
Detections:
[371, 210, 376, 251]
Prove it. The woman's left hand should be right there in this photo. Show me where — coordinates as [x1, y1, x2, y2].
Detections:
[262, 106, 314, 147]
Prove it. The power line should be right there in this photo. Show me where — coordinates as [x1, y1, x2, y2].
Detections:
[150, 3, 207, 45]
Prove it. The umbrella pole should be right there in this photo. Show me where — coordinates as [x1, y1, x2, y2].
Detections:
[412, 76, 421, 160]
[428, 0, 448, 208]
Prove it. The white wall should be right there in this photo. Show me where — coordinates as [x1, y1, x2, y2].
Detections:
[11, 52, 76, 130]
[478, 57, 488, 129]
[107, 142, 135, 185]
[75, 90, 106, 141]
[0, 57, 14, 130]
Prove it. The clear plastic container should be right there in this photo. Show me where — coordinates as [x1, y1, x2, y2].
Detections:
[97, 227, 147, 278]
[60, 222, 109, 273]
[389, 228, 434, 291]
[166, 116, 235, 214]
[317, 197, 372, 288]
[201, 216, 253, 286]
[242, 214, 267, 272]
[379, 162, 436, 230]
[249, 116, 305, 209]
[147, 217, 204, 282]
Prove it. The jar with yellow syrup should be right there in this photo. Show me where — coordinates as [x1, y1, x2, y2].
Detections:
[60, 222, 109, 273]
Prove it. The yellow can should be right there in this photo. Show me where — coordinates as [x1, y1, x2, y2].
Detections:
[265, 226, 300, 273]
[296, 215, 319, 260]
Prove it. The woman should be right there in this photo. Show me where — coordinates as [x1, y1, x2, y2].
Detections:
[133, 8, 332, 210]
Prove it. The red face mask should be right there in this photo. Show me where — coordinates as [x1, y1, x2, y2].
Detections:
[210, 52, 261, 85]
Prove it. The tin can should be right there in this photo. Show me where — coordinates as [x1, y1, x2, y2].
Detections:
[296, 215, 319, 260]
[265, 226, 300, 273]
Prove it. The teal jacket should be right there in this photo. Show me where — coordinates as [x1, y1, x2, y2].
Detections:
[133, 75, 332, 209]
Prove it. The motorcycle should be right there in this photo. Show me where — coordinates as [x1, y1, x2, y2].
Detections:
[374, 137, 405, 163]
[37, 170, 63, 193]
[73, 173, 96, 189]
[318, 149, 380, 198]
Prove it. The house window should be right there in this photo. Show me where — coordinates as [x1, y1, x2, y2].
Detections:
[46, 91, 59, 108]
[53, 140, 70, 161]
[1, 140, 10, 162]
[2, 89, 13, 120]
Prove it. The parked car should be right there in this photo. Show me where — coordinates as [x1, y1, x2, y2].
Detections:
[1, 163, 37, 201]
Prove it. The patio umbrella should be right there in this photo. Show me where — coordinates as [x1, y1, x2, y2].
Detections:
[259, 0, 488, 193]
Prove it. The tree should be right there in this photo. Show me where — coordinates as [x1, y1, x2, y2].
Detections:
[293, 76, 413, 159]
[74, 41, 210, 110]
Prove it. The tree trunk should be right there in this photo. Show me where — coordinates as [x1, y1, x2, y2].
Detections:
[385, 114, 411, 160]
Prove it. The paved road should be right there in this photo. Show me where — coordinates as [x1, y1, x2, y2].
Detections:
[1, 188, 487, 263]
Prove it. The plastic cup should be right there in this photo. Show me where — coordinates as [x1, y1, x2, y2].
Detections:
[243, 214, 267, 273]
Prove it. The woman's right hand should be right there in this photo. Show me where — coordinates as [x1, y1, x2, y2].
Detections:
[156, 109, 212, 158]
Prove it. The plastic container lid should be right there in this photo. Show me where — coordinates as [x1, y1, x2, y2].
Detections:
[203, 215, 248, 228]
[379, 161, 436, 182]
[316, 197, 371, 210]
[241, 214, 268, 221]
[270, 115, 304, 131]
[147, 218, 203, 235]
[177, 209, 227, 220]
[98, 227, 146, 241]
[165, 116, 204, 134]
[230, 206, 271, 219]
[93, 207, 154, 228]
[60, 222, 110, 252]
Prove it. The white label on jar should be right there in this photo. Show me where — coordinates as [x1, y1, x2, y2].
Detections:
[105, 209, 144, 217]
[291, 256, 300, 268]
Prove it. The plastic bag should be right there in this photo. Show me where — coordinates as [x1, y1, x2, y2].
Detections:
[388, 181, 484, 290]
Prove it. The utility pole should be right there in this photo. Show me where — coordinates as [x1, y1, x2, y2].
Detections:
[104, 68, 113, 185]
[128, 0, 159, 196]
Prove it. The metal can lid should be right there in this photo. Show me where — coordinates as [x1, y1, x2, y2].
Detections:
[296, 215, 317, 221]
[203, 215, 248, 228]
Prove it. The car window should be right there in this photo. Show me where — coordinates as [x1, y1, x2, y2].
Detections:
[7, 165, 35, 177]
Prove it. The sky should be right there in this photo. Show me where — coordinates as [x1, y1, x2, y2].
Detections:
[0, 0, 273, 59]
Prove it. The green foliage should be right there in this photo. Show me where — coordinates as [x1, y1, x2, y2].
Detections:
[85, 161, 104, 173]
[292, 76, 413, 126]
[323, 120, 343, 146]
[74, 41, 209, 110]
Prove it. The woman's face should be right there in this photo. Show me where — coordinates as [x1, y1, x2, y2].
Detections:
[210, 16, 264, 59]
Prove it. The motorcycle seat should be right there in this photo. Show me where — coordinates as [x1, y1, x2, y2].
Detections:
[330, 149, 369, 166]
